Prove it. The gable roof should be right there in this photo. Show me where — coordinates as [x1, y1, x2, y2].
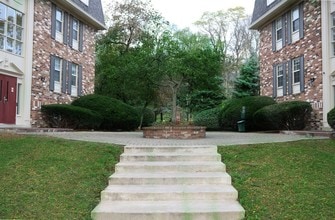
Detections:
[52, 0, 106, 30]
[250, 0, 301, 30]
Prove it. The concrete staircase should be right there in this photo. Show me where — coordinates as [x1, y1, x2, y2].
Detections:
[91, 145, 245, 220]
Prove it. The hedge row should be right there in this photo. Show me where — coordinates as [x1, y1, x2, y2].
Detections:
[193, 96, 312, 131]
[42, 94, 155, 131]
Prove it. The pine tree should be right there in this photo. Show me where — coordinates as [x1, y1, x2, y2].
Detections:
[233, 56, 260, 98]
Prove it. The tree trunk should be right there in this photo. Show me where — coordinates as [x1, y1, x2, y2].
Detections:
[171, 87, 178, 124]
[138, 101, 148, 130]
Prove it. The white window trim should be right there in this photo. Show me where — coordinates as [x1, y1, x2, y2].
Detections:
[292, 58, 301, 94]
[72, 19, 79, 50]
[54, 58, 62, 93]
[291, 7, 300, 43]
[55, 8, 63, 43]
[71, 64, 78, 97]
[277, 65, 284, 96]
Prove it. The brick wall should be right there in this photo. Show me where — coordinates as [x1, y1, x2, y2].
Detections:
[31, 0, 96, 127]
[259, 1, 323, 130]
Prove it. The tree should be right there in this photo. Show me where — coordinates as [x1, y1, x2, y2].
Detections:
[233, 56, 260, 98]
[195, 7, 259, 98]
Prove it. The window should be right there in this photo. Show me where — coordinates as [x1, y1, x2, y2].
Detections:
[273, 63, 287, 97]
[267, 0, 275, 6]
[289, 56, 304, 94]
[276, 19, 282, 41]
[50, 55, 82, 96]
[289, 5, 303, 42]
[277, 65, 284, 88]
[331, 12, 335, 56]
[0, 3, 23, 55]
[70, 63, 78, 96]
[51, 4, 83, 51]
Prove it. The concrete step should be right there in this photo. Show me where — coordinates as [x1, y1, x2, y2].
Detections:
[91, 200, 245, 220]
[120, 153, 221, 162]
[100, 184, 238, 201]
[115, 161, 226, 173]
[109, 172, 232, 185]
[124, 145, 217, 154]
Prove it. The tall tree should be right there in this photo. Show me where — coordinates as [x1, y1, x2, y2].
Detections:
[233, 56, 260, 98]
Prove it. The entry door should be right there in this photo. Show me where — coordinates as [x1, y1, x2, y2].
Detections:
[0, 74, 17, 124]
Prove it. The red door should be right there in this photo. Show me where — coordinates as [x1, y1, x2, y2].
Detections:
[0, 74, 17, 124]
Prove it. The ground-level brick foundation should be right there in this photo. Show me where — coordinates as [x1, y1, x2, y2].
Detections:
[142, 126, 206, 139]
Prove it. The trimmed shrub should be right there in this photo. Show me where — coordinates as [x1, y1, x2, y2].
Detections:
[41, 104, 102, 129]
[193, 107, 221, 130]
[219, 96, 276, 131]
[327, 108, 335, 130]
[71, 94, 140, 131]
[254, 101, 312, 130]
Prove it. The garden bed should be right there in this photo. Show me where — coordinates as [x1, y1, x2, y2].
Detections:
[142, 126, 206, 139]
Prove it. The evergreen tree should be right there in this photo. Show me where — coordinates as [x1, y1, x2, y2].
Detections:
[233, 56, 260, 98]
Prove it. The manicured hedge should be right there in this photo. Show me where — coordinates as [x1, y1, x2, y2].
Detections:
[41, 104, 102, 129]
[254, 101, 312, 130]
[219, 96, 276, 131]
[193, 107, 221, 130]
[327, 107, 335, 130]
[71, 94, 140, 131]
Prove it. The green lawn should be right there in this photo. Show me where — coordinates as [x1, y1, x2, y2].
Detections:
[0, 133, 123, 219]
[219, 140, 335, 220]
[1, 133, 334, 219]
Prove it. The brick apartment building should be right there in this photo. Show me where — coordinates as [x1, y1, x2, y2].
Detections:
[250, 0, 335, 129]
[0, 0, 105, 127]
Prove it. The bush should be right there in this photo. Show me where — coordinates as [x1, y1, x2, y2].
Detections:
[254, 101, 312, 130]
[71, 94, 140, 131]
[136, 107, 155, 127]
[193, 107, 221, 130]
[327, 108, 335, 130]
[219, 96, 276, 131]
[41, 104, 102, 129]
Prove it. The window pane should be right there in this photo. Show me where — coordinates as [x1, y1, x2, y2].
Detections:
[56, 9, 62, 22]
[54, 70, 60, 82]
[7, 7, 14, 23]
[15, 41, 22, 55]
[55, 58, 61, 71]
[292, 8, 299, 20]
[0, 20, 4, 34]
[16, 26, 22, 41]
[293, 19, 299, 32]
[16, 12, 22, 26]
[0, 35, 3, 49]
[276, 19, 282, 29]
[0, 3, 5, 21]
[278, 76, 283, 87]
[294, 71, 300, 83]
[6, 37, 13, 52]
[56, 20, 62, 32]
[7, 23, 14, 38]
[276, 29, 282, 41]
[71, 65, 78, 86]
[332, 13, 335, 27]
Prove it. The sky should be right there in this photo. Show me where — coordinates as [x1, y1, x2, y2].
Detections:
[101, 0, 255, 30]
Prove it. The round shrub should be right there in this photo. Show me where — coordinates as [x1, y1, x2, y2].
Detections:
[254, 101, 312, 130]
[71, 94, 140, 131]
[219, 96, 276, 131]
[327, 108, 335, 130]
[41, 104, 102, 129]
[193, 107, 221, 130]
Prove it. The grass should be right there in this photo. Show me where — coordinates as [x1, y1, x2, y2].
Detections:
[219, 139, 335, 220]
[1, 133, 334, 219]
[0, 133, 123, 219]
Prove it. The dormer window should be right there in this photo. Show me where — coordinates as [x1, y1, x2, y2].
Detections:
[80, 0, 89, 6]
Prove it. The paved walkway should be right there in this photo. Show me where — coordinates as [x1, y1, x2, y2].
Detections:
[36, 131, 323, 146]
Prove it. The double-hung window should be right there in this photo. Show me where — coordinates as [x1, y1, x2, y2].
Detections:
[291, 7, 300, 42]
[275, 18, 283, 50]
[288, 56, 304, 94]
[70, 63, 78, 96]
[0, 3, 23, 55]
[71, 18, 79, 50]
[331, 12, 335, 56]
[273, 63, 287, 98]
[55, 8, 63, 42]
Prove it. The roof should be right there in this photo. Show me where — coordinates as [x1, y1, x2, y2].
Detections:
[250, 0, 300, 30]
[52, 0, 106, 30]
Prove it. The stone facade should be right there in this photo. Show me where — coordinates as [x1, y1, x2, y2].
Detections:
[31, 0, 96, 127]
[258, 1, 323, 129]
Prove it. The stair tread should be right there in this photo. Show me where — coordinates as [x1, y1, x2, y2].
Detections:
[92, 200, 245, 213]
[117, 161, 224, 165]
[111, 172, 231, 178]
[103, 184, 237, 193]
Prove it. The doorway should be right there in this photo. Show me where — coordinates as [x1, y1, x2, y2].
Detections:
[0, 74, 17, 124]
